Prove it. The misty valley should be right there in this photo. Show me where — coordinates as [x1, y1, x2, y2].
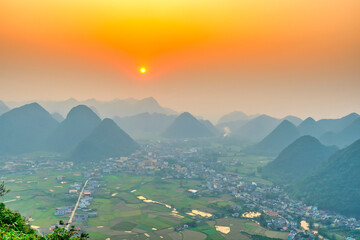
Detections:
[0, 99, 360, 240]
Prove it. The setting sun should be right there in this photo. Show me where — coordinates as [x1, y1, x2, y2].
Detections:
[140, 68, 147, 74]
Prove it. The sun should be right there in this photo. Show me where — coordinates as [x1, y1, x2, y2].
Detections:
[140, 67, 147, 74]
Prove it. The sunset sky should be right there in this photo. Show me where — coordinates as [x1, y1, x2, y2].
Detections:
[0, 0, 359, 120]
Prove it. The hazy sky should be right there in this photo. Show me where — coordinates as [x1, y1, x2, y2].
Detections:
[1, 0, 359, 120]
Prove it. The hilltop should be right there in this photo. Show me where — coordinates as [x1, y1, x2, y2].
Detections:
[320, 117, 360, 148]
[70, 118, 139, 162]
[0, 103, 58, 154]
[47, 105, 102, 153]
[297, 117, 325, 138]
[262, 135, 337, 184]
[114, 112, 176, 137]
[162, 112, 215, 139]
[246, 120, 300, 156]
[290, 138, 360, 216]
[234, 115, 281, 143]
[0, 101, 9, 115]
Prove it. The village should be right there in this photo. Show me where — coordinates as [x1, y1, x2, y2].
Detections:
[1, 141, 359, 240]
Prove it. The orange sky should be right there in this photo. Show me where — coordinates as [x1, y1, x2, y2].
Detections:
[0, 0, 359, 120]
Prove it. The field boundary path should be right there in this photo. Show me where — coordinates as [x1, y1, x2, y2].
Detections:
[66, 177, 91, 230]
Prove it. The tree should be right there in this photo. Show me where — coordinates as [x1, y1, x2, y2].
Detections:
[0, 184, 89, 239]
[0, 181, 10, 198]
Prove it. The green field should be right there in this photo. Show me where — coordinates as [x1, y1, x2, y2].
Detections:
[1, 161, 289, 240]
[0, 170, 284, 240]
[2, 170, 83, 227]
[85, 174, 232, 239]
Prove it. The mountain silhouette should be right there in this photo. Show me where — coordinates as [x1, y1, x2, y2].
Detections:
[320, 117, 360, 147]
[282, 115, 303, 126]
[47, 105, 102, 153]
[51, 112, 65, 122]
[317, 113, 359, 133]
[246, 120, 300, 156]
[0, 103, 59, 154]
[234, 115, 281, 143]
[162, 112, 215, 139]
[291, 138, 360, 216]
[263, 135, 337, 183]
[35, 97, 176, 119]
[297, 117, 325, 137]
[0, 101, 9, 116]
[70, 118, 139, 162]
[114, 112, 176, 137]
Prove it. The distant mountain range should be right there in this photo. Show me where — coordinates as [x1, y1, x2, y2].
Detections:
[217, 111, 259, 124]
[0, 102, 140, 161]
[237, 112, 360, 156]
[162, 112, 216, 139]
[320, 117, 360, 148]
[317, 113, 359, 133]
[51, 112, 65, 122]
[114, 112, 176, 137]
[290, 138, 360, 216]
[0, 101, 9, 115]
[5, 97, 176, 119]
[233, 115, 282, 143]
[0, 99, 359, 160]
[262, 135, 338, 184]
[297, 117, 325, 138]
[217, 113, 303, 143]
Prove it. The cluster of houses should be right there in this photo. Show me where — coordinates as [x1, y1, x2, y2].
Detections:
[79, 142, 359, 239]
[69, 142, 360, 237]
[53, 178, 100, 224]
[2, 141, 359, 240]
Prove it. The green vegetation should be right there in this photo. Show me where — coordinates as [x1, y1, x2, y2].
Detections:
[291, 139, 360, 216]
[0, 184, 88, 239]
[262, 135, 337, 184]
[2, 171, 83, 227]
[250, 235, 284, 240]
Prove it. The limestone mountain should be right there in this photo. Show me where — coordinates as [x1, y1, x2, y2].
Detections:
[320, 117, 360, 147]
[246, 120, 300, 156]
[114, 112, 176, 137]
[199, 119, 220, 136]
[0, 101, 9, 115]
[51, 112, 65, 122]
[282, 115, 302, 126]
[47, 105, 102, 153]
[162, 112, 215, 139]
[262, 135, 337, 184]
[297, 117, 325, 138]
[290, 138, 360, 216]
[234, 115, 281, 143]
[70, 118, 139, 162]
[217, 111, 254, 124]
[317, 113, 359, 133]
[35, 97, 176, 119]
[0, 103, 59, 154]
